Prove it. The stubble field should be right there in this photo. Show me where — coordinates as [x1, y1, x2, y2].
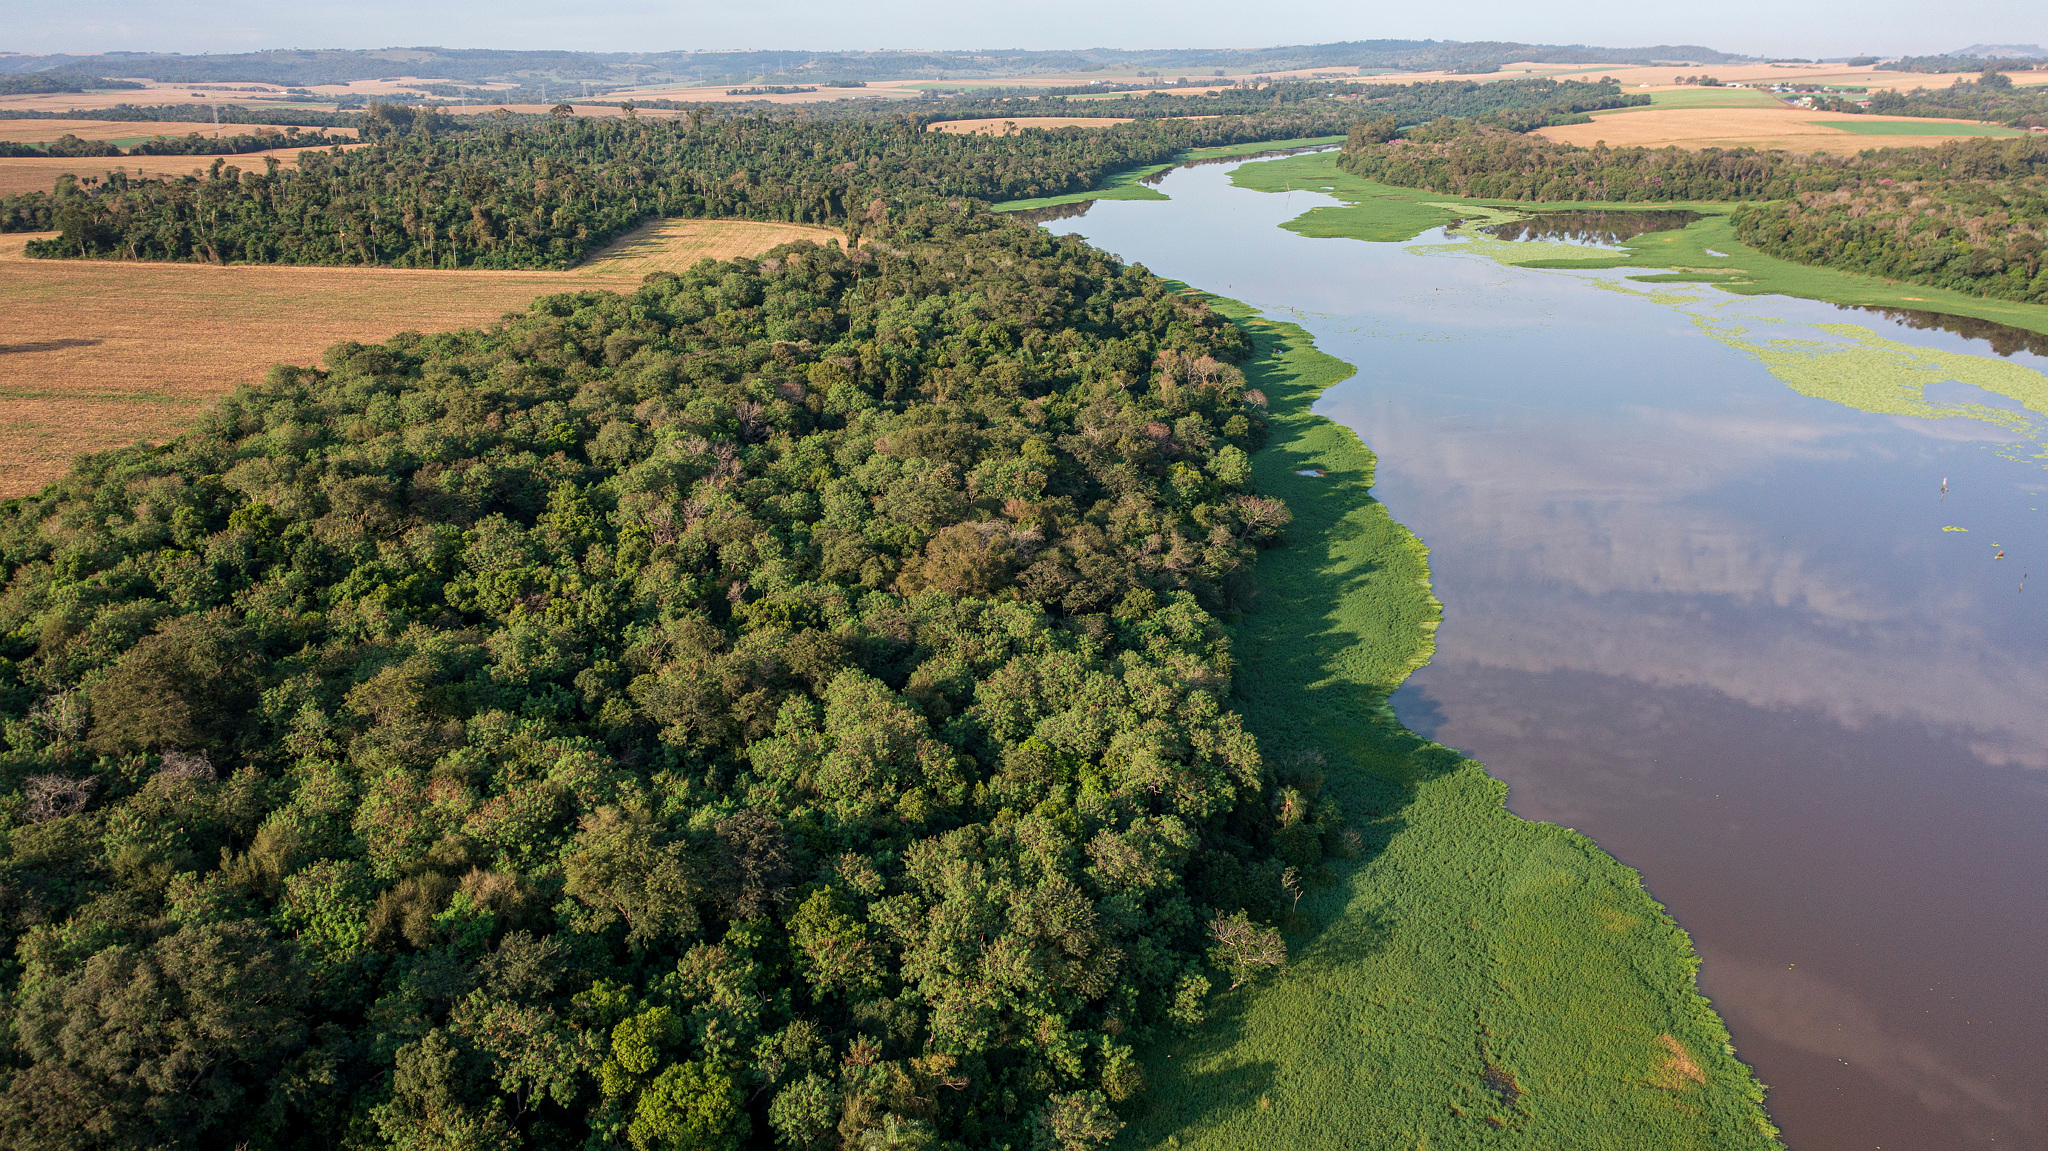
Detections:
[0, 217, 842, 497]
[1536, 107, 2027, 153]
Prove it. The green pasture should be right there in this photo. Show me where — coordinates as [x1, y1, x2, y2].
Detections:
[1228, 150, 2048, 336]
[1631, 87, 1786, 110]
[1815, 119, 2026, 136]
[1123, 300, 1780, 1150]
[989, 137, 1342, 212]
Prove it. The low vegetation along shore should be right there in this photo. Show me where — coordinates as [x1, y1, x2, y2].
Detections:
[1130, 298, 1777, 1148]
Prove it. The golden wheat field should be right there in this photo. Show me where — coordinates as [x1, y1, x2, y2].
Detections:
[0, 218, 842, 497]
[0, 120, 360, 145]
[0, 145, 375, 197]
[1534, 106, 2024, 153]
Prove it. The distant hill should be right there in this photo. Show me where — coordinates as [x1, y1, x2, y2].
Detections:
[0, 41, 1751, 88]
[1952, 44, 2047, 57]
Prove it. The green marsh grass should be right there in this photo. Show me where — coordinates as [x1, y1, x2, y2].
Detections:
[990, 137, 1344, 213]
[1811, 119, 2026, 136]
[1125, 297, 1781, 1150]
[1229, 150, 2048, 336]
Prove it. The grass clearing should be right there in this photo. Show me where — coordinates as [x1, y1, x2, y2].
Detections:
[1122, 296, 1778, 1149]
[1813, 119, 2028, 137]
[571, 217, 844, 275]
[1228, 151, 2048, 336]
[1635, 88, 1788, 111]
[0, 220, 839, 498]
[990, 137, 1343, 213]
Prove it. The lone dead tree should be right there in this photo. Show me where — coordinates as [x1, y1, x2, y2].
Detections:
[1208, 910, 1287, 989]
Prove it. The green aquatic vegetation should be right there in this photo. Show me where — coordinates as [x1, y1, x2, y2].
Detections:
[1407, 204, 1617, 265]
[1128, 294, 1780, 1150]
[1232, 150, 2048, 337]
[1707, 320, 2048, 431]
[992, 137, 1346, 212]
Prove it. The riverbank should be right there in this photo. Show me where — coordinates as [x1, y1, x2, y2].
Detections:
[1127, 296, 1780, 1148]
[987, 136, 1344, 213]
[1229, 150, 2048, 338]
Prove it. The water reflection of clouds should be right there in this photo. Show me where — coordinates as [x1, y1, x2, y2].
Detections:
[1700, 955, 2024, 1137]
[1342, 397, 2048, 766]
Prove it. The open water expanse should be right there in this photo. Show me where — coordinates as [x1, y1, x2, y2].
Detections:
[1048, 158, 2048, 1149]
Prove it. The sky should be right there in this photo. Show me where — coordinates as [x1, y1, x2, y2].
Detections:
[8, 0, 2046, 62]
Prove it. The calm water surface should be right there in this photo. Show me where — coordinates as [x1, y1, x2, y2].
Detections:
[1050, 160, 2048, 1149]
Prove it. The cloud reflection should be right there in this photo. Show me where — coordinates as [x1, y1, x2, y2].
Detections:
[1702, 955, 2024, 1134]
[1330, 393, 2048, 766]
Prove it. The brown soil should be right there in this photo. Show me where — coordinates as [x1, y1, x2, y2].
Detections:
[0, 217, 836, 497]
[1535, 107, 2017, 153]
[1651, 1034, 1707, 1089]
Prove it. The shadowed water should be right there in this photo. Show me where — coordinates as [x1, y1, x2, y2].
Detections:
[1480, 207, 1704, 245]
[1044, 161, 2048, 1150]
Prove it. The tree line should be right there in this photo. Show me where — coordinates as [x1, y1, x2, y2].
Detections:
[1859, 72, 2048, 129]
[919, 78, 1647, 130]
[1338, 121, 2048, 303]
[0, 73, 144, 97]
[0, 126, 351, 160]
[0, 102, 366, 128]
[5, 107, 1365, 267]
[0, 201, 1344, 1150]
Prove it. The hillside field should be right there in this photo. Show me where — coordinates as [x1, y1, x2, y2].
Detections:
[0, 217, 841, 497]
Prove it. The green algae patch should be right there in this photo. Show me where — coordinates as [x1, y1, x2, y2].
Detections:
[1710, 320, 2048, 431]
[1231, 150, 2048, 337]
[990, 137, 1344, 213]
[1594, 276, 2048, 461]
[1126, 291, 1781, 1150]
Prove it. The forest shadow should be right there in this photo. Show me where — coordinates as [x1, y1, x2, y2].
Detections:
[1125, 315, 1472, 1142]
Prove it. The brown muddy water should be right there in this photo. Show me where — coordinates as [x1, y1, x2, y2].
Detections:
[1043, 159, 2048, 1149]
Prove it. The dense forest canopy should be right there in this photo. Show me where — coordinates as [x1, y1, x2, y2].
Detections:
[0, 79, 1646, 268]
[1337, 122, 2048, 303]
[0, 201, 1354, 1150]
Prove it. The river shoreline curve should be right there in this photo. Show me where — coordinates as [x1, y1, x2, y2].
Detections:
[1124, 289, 1781, 1149]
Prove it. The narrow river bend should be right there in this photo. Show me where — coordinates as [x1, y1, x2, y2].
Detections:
[1046, 157, 2048, 1150]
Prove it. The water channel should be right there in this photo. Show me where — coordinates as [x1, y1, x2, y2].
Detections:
[1041, 157, 2048, 1149]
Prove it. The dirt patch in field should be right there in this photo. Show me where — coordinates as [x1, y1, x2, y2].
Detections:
[0, 219, 834, 496]
[1536, 107, 2014, 153]
[1651, 1034, 1707, 1089]
[0, 145, 373, 197]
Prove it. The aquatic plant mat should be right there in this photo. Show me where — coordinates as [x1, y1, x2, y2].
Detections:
[988, 137, 1344, 213]
[1228, 150, 2048, 338]
[1126, 295, 1779, 1148]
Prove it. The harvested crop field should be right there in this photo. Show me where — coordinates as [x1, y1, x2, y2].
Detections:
[1536, 107, 2020, 153]
[574, 217, 842, 274]
[0, 120, 358, 144]
[0, 218, 841, 497]
[0, 146, 371, 197]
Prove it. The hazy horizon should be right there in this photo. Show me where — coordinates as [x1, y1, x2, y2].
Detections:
[9, 0, 2045, 66]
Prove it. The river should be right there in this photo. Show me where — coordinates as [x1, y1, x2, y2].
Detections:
[1042, 156, 2048, 1149]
